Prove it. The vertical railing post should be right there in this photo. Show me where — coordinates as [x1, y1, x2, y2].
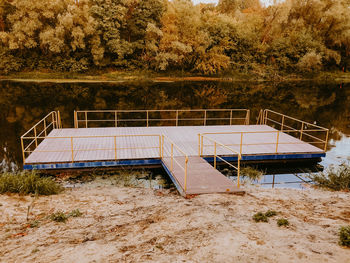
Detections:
[230, 110, 233, 125]
[52, 112, 56, 129]
[281, 115, 285, 131]
[176, 110, 179, 126]
[21, 137, 25, 164]
[115, 111, 118, 127]
[34, 126, 38, 147]
[324, 129, 329, 152]
[44, 119, 47, 137]
[198, 134, 201, 156]
[71, 137, 74, 163]
[114, 136, 117, 160]
[58, 111, 62, 128]
[240, 132, 243, 154]
[204, 110, 207, 126]
[246, 110, 250, 125]
[85, 111, 88, 128]
[276, 131, 280, 153]
[146, 110, 149, 127]
[159, 135, 161, 158]
[184, 157, 188, 192]
[74, 111, 77, 128]
[300, 122, 304, 140]
[161, 135, 164, 158]
[237, 156, 240, 188]
[200, 135, 203, 156]
[264, 110, 268, 125]
[214, 142, 217, 168]
[171, 143, 173, 171]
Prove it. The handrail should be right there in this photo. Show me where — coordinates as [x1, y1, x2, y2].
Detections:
[21, 111, 61, 164]
[199, 134, 241, 188]
[22, 134, 162, 164]
[260, 109, 329, 151]
[161, 135, 189, 191]
[74, 109, 250, 128]
[200, 129, 326, 155]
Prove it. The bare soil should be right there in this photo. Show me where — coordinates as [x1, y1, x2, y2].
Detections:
[0, 185, 349, 263]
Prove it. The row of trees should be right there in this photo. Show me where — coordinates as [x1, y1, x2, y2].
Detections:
[0, 0, 349, 75]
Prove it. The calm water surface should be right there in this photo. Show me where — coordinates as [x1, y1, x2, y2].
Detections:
[1, 80, 349, 188]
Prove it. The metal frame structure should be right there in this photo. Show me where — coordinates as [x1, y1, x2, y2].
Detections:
[161, 135, 189, 191]
[199, 134, 241, 188]
[21, 111, 61, 164]
[73, 109, 250, 128]
[257, 109, 329, 151]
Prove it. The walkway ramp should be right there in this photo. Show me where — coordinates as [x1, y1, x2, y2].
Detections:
[162, 156, 244, 196]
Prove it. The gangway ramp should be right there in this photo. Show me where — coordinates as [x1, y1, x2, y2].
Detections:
[162, 156, 244, 196]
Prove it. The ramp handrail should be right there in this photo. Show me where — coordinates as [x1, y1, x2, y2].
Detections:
[199, 134, 241, 188]
[21, 134, 162, 165]
[259, 109, 329, 151]
[20, 111, 61, 164]
[161, 135, 189, 191]
[74, 109, 250, 128]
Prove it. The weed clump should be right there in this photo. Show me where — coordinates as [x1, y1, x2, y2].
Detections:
[50, 211, 68, 223]
[253, 212, 268, 222]
[265, 210, 277, 217]
[339, 226, 350, 247]
[253, 210, 278, 223]
[68, 209, 82, 217]
[241, 166, 264, 181]
[308, 163, 350, 191]
[0, 171, 63, 195]
[277, 218, 289, 227]
[50, 209, 83, 223]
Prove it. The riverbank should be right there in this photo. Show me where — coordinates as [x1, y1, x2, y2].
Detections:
[1, 70, 350, 83]
[0, 185, 349, 262]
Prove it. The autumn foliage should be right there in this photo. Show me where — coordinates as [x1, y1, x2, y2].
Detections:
[0, 0, 349, 75]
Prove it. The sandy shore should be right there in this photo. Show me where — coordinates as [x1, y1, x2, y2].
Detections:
[0, 185, 349, 263]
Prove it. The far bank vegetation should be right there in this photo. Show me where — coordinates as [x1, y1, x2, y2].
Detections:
[0, 0, 349, 77]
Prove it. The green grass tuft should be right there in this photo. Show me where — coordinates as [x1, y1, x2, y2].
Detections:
[277, 218, 289, 227]
[68, 209, 82, 218]
[339, 226, 350, 247]
[0, 171, 63, 195]
[265, 210, 278, 217]
[253, 212, 268, 222]
[241, 166, 264, 181]
[50, 211, 69, 223]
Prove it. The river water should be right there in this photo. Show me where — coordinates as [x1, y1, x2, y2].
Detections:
[0, 80, 349, 188]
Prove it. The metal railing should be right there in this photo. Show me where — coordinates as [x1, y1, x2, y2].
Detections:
[21, 111, 62, 164]
[161, 135, 189, 191]
[74, 109, 250, 128]
[199, 134, 241, 188]
[21, 134, 162, 164]
[257, 109, 329, 151]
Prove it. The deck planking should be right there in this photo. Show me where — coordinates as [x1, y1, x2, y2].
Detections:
[25, 125, 323, 164]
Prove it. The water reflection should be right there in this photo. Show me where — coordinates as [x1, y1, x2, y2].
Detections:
[0, 80, 349, 188]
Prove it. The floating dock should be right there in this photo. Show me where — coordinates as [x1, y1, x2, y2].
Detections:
[21, 109, 329, 196]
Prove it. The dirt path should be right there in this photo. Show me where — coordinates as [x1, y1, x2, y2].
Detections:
[0, 186, 349, 263]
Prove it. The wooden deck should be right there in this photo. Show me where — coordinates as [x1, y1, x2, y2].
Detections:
[25, 125, 323, 164]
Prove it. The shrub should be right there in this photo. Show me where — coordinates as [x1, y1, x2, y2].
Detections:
[0, 171, 63, 195]
[265, 210, 278, 217]
[50, 211, 68, 223]
[241, 166, 264, 181]
[339, 226, 350, 247]
[253, 212, 268, 222]
[68, 209, 82, 217]
[308, 163, 350, 191]
[277, 218, 289, 227]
